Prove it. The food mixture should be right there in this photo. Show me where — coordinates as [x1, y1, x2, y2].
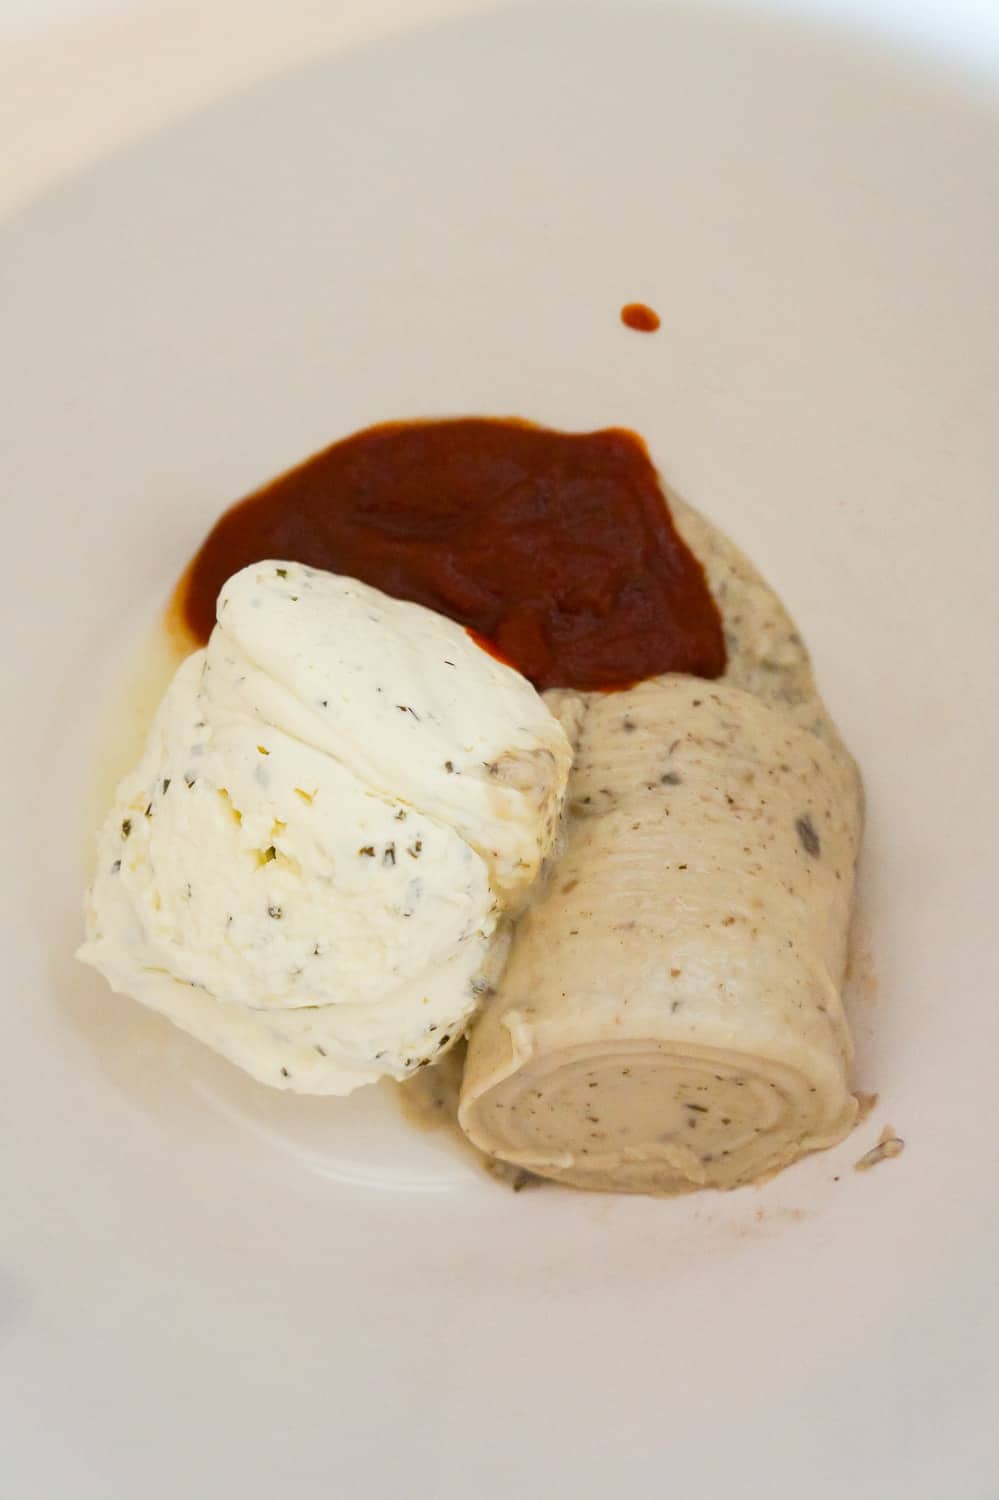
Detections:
[79, 418, 863, 1196]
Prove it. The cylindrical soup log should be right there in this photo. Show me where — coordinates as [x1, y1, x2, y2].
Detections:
[459, 677, 862, 1194]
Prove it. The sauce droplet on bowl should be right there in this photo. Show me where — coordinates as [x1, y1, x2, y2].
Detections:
[620, 302, 661, 332]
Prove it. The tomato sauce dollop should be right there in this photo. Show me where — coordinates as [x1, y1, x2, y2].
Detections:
[180, 418, 725, 693]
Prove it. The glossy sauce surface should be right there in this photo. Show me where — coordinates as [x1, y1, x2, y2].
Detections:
[180, 418, 724, 692]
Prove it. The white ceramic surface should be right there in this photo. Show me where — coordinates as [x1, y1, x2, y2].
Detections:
[3, 4, 998, 1496]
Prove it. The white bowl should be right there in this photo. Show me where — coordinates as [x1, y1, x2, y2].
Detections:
[3, 4, 997, 1496]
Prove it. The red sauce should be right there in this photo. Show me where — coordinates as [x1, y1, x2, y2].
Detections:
[620, 302, 661, 333]
[179, 418, 725, 693]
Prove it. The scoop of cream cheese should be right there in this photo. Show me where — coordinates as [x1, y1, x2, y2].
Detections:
[204, 562, 569, 904]
[78, 563, 571, 1094]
